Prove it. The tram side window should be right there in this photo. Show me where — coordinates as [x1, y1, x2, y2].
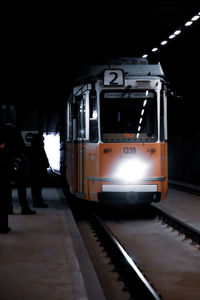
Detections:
[68, 100, 73, 140]
[160, 93, 164, 142]
[77, 95, 86, 139]
[89, 91, 98, 142]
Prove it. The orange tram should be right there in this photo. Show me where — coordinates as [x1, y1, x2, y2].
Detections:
[64, 58, 168, 206]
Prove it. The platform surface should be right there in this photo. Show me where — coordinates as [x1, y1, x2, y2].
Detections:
[0, 187, 105, 300]
[153, 180, 200, 231]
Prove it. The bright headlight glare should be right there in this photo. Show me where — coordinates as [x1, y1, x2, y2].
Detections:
[113, 158, 149, 182]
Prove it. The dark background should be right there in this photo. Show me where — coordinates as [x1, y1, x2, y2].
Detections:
[1, 1, 200, 183]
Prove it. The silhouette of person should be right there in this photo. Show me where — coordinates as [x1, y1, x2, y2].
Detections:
[3, 123, 36, 215]
[0, 128, 11, 233]
[30, 134, 49, 208]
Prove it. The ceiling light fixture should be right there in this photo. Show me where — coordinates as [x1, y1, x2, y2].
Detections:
[142, 10, 199, 58]
[191, 15, 199, 21]
[173, 30, 181, 35]
[185, 21, 193, 26]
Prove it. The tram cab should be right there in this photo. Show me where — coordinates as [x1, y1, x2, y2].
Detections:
[65, 58, 168, 205]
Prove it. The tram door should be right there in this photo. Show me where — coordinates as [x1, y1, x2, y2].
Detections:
[75, 94, 86, 194]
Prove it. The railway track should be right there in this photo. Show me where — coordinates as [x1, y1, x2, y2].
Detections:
[88, 212, 161, 300]
[152, 205, 200, 245]
[69, 196, 200, 300]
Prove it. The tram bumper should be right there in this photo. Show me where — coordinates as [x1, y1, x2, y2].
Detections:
[98, 184, 161, 205]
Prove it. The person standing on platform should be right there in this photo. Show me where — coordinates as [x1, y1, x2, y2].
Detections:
[4, 123, 36, 215]
[0, 128, 11, 233]
[30, 133, 49, 208]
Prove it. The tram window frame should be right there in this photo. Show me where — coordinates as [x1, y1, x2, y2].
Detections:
[100, 89, 158, 143]
[89, 90, 98, 143]
[160, 91, 164, 142]
[68, 98, 73, 141]
[76, 95, 86, 140]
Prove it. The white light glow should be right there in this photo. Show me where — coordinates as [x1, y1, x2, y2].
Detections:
[174, 30, 181, 35]
[136, 133, 140, 139]
[138, 126, 141, 131]
[143, 99, 147, 107]
[139, 118, 143, 124]
[141, 109, 144, 115]
[92, 111, 98, 119]
[43, 132, 60, 173]
[114, 158, 149, 182]
[142, 10, 199, 59]
[191, 15, 199, 21]
[185, 21, 193, 26]
[142, 54, 148, 58]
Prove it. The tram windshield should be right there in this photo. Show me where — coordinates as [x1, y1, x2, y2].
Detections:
[100, 90, 158, 142]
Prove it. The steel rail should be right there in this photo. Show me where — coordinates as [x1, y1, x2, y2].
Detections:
[89, 213, 161, 300]
[152, 205, 200, 245]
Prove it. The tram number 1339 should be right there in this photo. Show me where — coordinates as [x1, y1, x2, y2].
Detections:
[104, 69, 125, 86]
[123, 147, 136, 155]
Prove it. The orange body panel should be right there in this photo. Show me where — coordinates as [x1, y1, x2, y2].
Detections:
[66, 141, 168, 202]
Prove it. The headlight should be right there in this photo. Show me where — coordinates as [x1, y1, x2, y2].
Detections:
[113, 158, 149, 182]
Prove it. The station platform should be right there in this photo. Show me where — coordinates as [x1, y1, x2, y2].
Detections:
[169, 178, 200, 192]
[153, 179, 200, 231]
[0, 187, 106, 300]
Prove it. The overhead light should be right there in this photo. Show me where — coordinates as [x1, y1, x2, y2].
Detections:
[191, 15, 200, 21]
[142, 10, 199, 58]
[174, 30, 181, 35]
[185, 21, 193, 26]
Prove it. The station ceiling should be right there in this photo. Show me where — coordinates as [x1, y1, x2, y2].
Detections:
[1, 1, 200, 104]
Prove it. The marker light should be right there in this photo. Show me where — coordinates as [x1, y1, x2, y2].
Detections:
[152, 48, 158, 52]
[113, 158, 149, 182]
[161, 40, 168, 45]
[169, 34, 175, 39]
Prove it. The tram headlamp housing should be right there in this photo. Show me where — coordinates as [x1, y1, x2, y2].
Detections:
[113, 158, 149, 182]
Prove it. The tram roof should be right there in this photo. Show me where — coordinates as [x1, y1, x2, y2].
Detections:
[72, 58, 164, 85]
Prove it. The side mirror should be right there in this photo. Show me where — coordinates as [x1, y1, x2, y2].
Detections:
[169, 91, 183, 100]
[165, 83, 183, 100]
